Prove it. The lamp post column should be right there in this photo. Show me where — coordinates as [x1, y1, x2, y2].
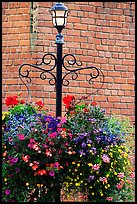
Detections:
[55, 33, 64, 202]
[56, 33, 64, 118]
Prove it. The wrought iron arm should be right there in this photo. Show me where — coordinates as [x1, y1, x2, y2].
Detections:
[18, 53, 57, 97]
[62, 53, 104, 96]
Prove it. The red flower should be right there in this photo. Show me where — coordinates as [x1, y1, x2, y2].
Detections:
[6, 96, 19, 107]
[83, 108, 89, 112]
[32, 164, 39, 170]
[91, 101, 97, 106]
[20, 100, 25, 104]
[63, 95, 74, 109]
[35, 101, 44, 108]
[22, 155, 30, 163]
[37, 169, 47, 176]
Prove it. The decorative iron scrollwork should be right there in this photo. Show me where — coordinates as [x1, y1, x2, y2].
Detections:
[18, 53, 57, 98]
[62, 53, 104, 100]
[19, 52, 104, 103]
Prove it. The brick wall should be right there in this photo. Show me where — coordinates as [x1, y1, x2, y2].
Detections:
[2, 2, 135, 125]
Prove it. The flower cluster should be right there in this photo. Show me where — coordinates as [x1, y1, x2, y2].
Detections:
[62, 97, 135, 202]
[2, 95, 135, 202]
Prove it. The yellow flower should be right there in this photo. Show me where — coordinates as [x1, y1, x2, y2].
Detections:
[109, 152, 113, 157]
[124, 153, 128, 157]
[4, 178, 7, 182]
[41, 184, 43, 187]
[92, 192, 94, 195]
[127, 160, 130, 165]
[37, 184, 40, 187]
[88, 163, 92, 167]
[75, 183, 80, 186]
[123, 167, 125, 170]
[114, 172, 117, 175]
[80, 173, 82, 175]
[70, 182, 73, 185]
[108, 184, 110, 187]
[118, 149, 122, 153]
[89, 186, 92, 189]
[80, 154, 82, 157]
[26, 182, 29, 186]
[101, 193, 104, 196]
[2, 111, 9, 120]
[77, 163, 80, 167]
[106, 174, 109, 178]
[2, 115, 5, 120]
[124, 160, 127, 165]
[66, 183, 69, 187]
[72, 161, 75, 164]
[87, 144, 91, 147]
[105, 186, 108, 189]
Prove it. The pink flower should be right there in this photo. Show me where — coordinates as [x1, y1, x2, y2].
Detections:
[68, 133, 73, 139]
[102, 154, 110, 163]
[92, 164, 100, 171]
[61, 117, 66, 124]
[99, 177, 107, 184]
[106, 197, 113, 201]
[116, 183, 123, 189]
[130, 172, 135, 178]
[28, 143, 33, 148]
[18, 134, 25, 140]
[32, 144, 40, 151]
[49, 132, 57, 138]
[118, 172, 124, 178]
[30, 138, 35, 143]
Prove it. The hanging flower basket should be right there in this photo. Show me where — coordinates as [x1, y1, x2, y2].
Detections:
[2, 94, 135, 202]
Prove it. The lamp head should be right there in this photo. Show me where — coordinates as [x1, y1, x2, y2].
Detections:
[50, 2, 68, 33]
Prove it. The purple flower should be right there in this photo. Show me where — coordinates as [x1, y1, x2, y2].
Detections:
[5, 189, 10, 195]
[87, 139, 92, 144]
[49, 170, 55, 177]
[11, 157, 18, 163]
[81, 142, 86, 148]
[79, 150, 86, 156]
[88, 175, 95, 182]
[88, 118, 96, 123]
[15, 168, 20, 173]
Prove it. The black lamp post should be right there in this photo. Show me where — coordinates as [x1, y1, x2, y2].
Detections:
[50, 2, 68, 118]
[18, 2, 104, 202]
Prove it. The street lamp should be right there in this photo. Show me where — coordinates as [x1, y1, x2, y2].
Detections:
[50, 2, 68, 35]
[18, 2, 104, 202]
[50, 2, 68, 118]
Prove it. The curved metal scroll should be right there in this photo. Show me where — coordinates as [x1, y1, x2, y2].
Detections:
[62, 53, 104, 104]
[18, 53, 57, 99]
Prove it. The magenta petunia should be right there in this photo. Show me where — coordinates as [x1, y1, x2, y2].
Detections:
[18, 134, 25, 140]
[49, 170, 55, 177]
[5, 189, 10, 195]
